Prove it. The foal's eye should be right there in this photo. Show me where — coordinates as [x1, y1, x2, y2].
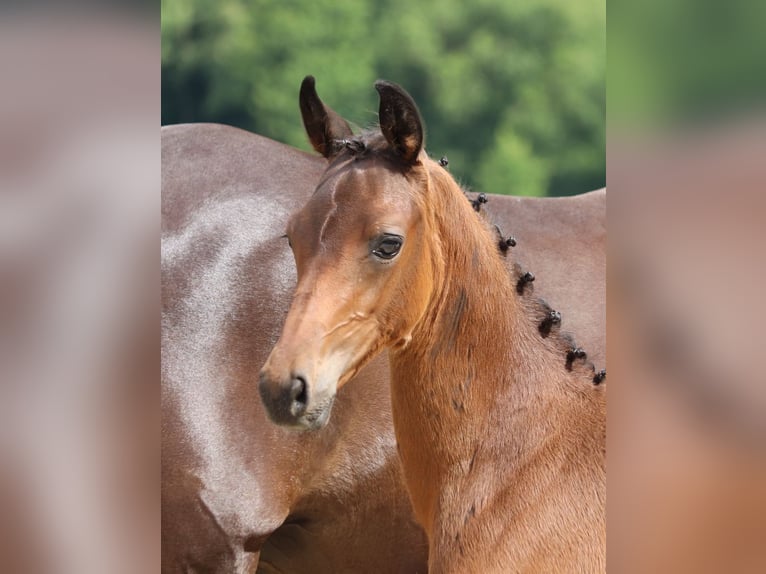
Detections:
[371, 234, 403, 260]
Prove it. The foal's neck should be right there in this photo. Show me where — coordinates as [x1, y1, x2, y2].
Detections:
[388, 164, 592, 538]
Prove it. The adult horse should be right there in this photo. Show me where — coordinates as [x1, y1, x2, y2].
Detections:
[162, 125, 427, 573]
[260, 78, 606, 572]
[162, 98, 605, 571]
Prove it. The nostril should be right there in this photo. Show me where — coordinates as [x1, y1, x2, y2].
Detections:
[289, 375, 308, 416]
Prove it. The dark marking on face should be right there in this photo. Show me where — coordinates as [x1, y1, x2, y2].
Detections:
[593, 369, 606, 385]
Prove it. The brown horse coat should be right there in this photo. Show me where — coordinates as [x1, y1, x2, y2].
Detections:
[162, 121, 604, 572]
[259, 79, 605, 572]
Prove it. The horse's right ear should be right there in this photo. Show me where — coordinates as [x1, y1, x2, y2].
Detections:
[299, 76, 353, 158]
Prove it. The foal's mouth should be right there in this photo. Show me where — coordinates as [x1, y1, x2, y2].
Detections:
[296, 394, 335, 431]
[258, 366, 338, 431]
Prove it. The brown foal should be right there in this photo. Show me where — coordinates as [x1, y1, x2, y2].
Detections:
[259, 77, 606, 573]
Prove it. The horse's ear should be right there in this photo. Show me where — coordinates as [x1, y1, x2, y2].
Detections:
[299, 76, 353, 159]
[375, 80, 424, 164]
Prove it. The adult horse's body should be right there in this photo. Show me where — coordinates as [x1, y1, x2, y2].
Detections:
[260, 78, 605, 572]
[162, 124, 426, 573]
[162, 119, 605, 572]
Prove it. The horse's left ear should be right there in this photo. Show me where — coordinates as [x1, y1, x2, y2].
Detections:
[375, 80, 424, 164]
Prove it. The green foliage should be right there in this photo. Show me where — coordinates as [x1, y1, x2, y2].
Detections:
[608, 0, 766, 126]
[162, 0, 604, 196]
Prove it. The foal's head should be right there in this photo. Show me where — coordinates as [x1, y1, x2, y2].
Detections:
[259, 77, 444, 429]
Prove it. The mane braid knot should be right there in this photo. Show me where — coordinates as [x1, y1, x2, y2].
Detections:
[335, 138, 366, 155]
[493, 222, 595, 387]
[470, 192, 488, 212]
[593, 369, 606, 385]
[566, 347, 587, 370]
[499, 236, 517, 254]
[516, 271, 535, 295]
[539, 309, 562, 337]
[493, 224, 517, 256]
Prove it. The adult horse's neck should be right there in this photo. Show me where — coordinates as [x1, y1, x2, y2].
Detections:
[388, 161, 604, 564]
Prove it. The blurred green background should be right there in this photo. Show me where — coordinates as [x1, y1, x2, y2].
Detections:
[162, 0, 604, 197]
[608, 0, 766, 127]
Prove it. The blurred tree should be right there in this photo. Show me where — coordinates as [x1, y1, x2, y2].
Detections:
[162, 0, 604, 196]
[608, 0, 766, 126]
